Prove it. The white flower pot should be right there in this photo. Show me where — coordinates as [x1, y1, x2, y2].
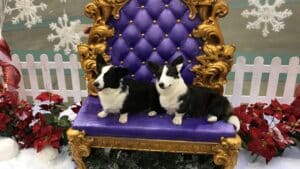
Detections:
[0, 137, 19, 161]
[36, 146, 59, 161]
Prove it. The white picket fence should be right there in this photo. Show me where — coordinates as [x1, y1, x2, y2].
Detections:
[227, 56, 299, 106]
[0, 54, 299, 106]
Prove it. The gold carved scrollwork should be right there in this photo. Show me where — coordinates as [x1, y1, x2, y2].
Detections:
[79, 0, 128, 95]
[213, 136, 241, 169]
[68, 134, 241, 169]
[184, 0, 235, 94]
[67, 129, 94, 169]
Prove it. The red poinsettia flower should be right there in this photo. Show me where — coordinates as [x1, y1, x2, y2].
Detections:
[70, 102, 82, 114]
[250, 117, 269, 132]
[15, 100, 33, 120]
[264, 99, 291, 120]
[271, 125, 294, 149]
[32, 113, 63, 152]
[247, 128, 277, 162]
[36, 92, 63, 103]
[284, 115, 300, 133]
[0, 113, 11, 131]
[33, 125, 63, 152]
[290, 96, 300, 119]
[234, 105, 252, 123]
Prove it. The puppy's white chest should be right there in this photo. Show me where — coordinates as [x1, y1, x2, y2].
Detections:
[160, 95, 181, 114]
[98, 89, 128, 113]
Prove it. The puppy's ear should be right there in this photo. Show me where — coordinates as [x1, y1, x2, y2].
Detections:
[96, 54, 107, 73]
[147, 61, 160, 74]
[114, 67, 129, 78]
[171, 55, 184, 72]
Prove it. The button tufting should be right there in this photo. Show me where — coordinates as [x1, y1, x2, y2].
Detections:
[199, 46, 202, 50]
[106, 0, 203, 84]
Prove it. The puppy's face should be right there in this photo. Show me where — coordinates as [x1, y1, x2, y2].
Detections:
[148, 56, 184, 90]
[93, 55, 128, 90]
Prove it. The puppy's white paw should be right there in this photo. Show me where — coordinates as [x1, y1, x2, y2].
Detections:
[119, 113, 128, 124]
[172, 114, 183, 125]
[98, 111, 108, 118]
[148, 111, 157, 117]
[207, 115, 218, 122]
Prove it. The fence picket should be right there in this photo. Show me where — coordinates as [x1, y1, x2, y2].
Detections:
[40, 54, 52, 91]
[232, 56, 246, 106]
[266, 57, 282, 99]
[54, 54, 68, 101]
[25, 54, 39, 98]
[249, 57, 264, 103]
[69, 54, 82, 102]
[282, 57, 299, 102]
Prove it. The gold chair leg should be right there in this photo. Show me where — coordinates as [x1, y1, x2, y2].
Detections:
[213, 135, 241, 169]
[67, 128, 94, 169]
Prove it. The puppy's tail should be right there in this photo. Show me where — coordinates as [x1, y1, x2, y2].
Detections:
[227, 115, 240, 132]
[224, 104, 240, 131]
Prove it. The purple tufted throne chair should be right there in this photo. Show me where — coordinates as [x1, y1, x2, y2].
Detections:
[68, 0, 241, 169]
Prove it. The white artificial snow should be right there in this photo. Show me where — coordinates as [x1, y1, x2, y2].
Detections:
[241, 0, 292, 37]
[236, 146, 300, 169]
[36, 146, 59, 162]
[47, 13, 83, 55]
[0, 137, 19, 161]
[5, 0, 47, 29]
[0, 147, 75, 169]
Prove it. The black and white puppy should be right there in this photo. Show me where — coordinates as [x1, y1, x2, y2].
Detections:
[148, 55, 240, 131]
[93, 55, 162, 124]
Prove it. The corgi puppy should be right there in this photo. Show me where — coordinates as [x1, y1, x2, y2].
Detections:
[147, 55, 240, 131]
[93, 54, 162, 124]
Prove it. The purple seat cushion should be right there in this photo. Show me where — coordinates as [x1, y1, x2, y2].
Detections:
[73, 96, 236, 142]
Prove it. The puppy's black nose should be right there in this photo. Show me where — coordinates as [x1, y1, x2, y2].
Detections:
[159, 83, 165, 89]
[93, 82, 100, 88]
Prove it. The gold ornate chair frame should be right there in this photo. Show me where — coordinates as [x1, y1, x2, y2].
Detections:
[68, 0, 241, 169]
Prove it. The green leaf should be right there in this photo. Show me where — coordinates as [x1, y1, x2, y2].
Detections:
[58, 116, 71, 128]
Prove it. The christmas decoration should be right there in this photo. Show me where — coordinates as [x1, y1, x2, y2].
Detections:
[0, 0, 21, 101]
[241, 0, 292, 37]
[47, 13, 83, 55]
[5, 0, 47, 29]
[0, 86, 75, 152]
[233, 98, 300, 163]
[0, 137, 19, 161]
